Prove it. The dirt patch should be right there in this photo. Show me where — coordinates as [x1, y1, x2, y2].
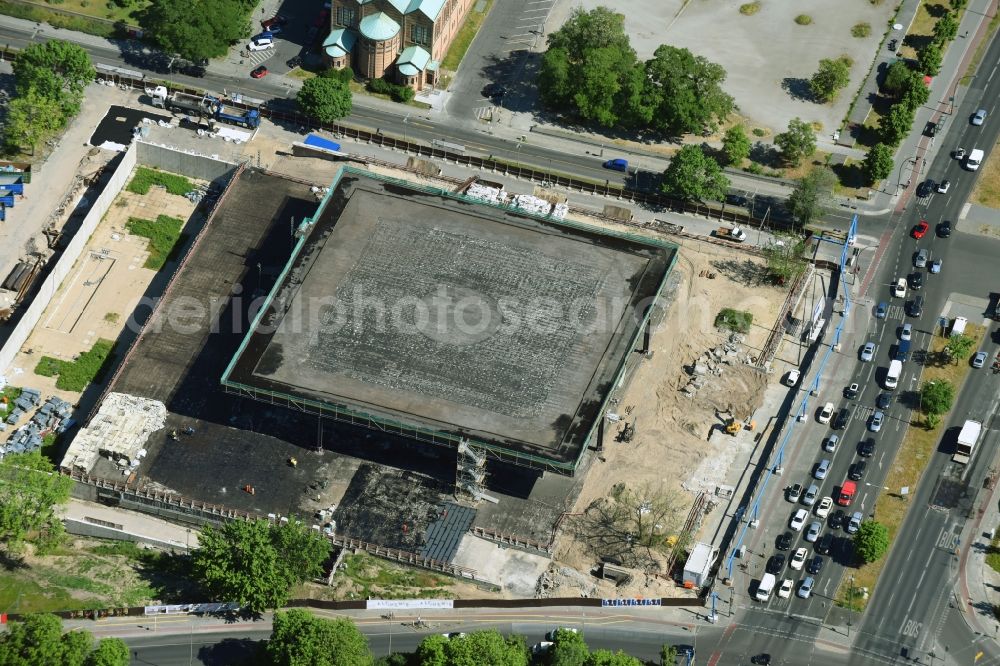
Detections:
[546, 240, 786, 598]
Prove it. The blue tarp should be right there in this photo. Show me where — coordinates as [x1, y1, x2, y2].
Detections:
[304, 134, 341, 152]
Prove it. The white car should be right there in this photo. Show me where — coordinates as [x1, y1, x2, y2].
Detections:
[973, 351, 988, 368]
[790, 547, 807, 570]
[784, 369, 801, 387]
[778, 578, 794, 599]
[247, 38, 275, 51]
[790, 508, 808, 531]
[899, 323, 912, 341]
[818, 402, 834, 424]
[892, 278, 907, 298]
[823, 434, 839, 452]
[815, 496, 833, 518]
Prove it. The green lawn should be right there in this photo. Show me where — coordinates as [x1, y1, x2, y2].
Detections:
[441, 0, 494, 71]
[34, 339, 115, 392]
[127, 167, 194, 196]
[125, 215, 186, 270]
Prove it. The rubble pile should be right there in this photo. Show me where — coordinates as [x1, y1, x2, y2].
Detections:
[535, 563, 598, 599]
[681, 333, 754, 398]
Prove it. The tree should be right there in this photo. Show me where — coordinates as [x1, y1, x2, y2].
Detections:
[945, 334, 976, 361]
[787, 167, 835, 226]
[141, 0, 250, 63]
[266, 610, 372, 666]
[0, 452, 73, 549]
[84, 639, 130, 666]
[882, 60, 915, 97]
[0, 614, 92, 666]
[918, 42, 943, 77]
[879, 103, 915, 147]
[762, 235, 808, 283]
[13, 40, 95, 117]
[444, 630, 528, 666]
[586, 650, 643, 666]
[774, 117, 816, 166]
[416, 634, 450, 666]
[900, 77, 930, 111]
[660, 644, 679, 665]
[550, 628, 589, 666]
[853, 520, 890, 563]
[920, 379, 955, 415]
[933, 11, 959, 43]
[645, 45, 734, 136]
[862, 143, 895, 184]
[809, 57, 851, 103]
[721, 125, 751, 166]
[191, 519, 329, 614]
[661, 145, 729, 202]
[297, 76, 353, 123]
[538, 8, 649, 129]
[4, 89, 65, 155]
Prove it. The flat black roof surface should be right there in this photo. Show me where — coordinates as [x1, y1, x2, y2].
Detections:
[225, 169, 675, 467]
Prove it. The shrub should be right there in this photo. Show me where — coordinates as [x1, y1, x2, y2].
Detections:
[739, 1, 761, 15]
[752, 127, 767, 137]
[852, 22, 871, 37]
[366, 78, 393, 94]
[34, 340, 115, 392]
[795, 14, 813, 25]
[125, 215, 186, 270]
[390, 85, 415, 103]
[715, 308, 754, 334]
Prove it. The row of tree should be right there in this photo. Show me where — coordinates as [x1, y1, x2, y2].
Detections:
[539, 7, 734, 137]
[3, 41, 95, 155]
[861, 1, 966, 185]
[0, 614, 129, 666]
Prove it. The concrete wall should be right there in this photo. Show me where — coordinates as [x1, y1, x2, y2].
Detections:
[136, 141, 236, 187]
[0, 143, 137, 376]
[63, 517, 190, 551]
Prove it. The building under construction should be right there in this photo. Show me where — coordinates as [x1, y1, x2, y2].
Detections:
[221, 167, 676, 481]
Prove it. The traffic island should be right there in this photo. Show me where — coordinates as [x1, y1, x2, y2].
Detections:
[834, 323, 987, 610]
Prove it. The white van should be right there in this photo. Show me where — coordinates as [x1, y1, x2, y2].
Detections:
[756, 573, 776, 601]
[951, 316, 968, 337]
[885, 359, 902, 389]
[966, 148, 983, 171]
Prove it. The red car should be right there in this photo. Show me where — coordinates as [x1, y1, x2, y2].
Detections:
[261, 15, 287, 30]
[250, 65, 268, 79]
[912, 220, 929, 239]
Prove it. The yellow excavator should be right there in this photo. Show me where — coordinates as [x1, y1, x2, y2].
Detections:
[721, 410, 756, 435]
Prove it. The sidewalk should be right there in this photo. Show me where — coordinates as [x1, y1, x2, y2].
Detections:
[959, 462, 1000, 640]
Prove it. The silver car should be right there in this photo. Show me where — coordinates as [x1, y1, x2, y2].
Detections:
[930, 259, 942, 274]
[805, 521, 821, 543]
[823, 434, 839, 452]
[973, 351, 988, 368]
[861, 342, 876, 362]
[900, 323, 912, 341]
[815, 459, 831, 480]
[973, 109, 987, 125]
[847, 511, 863, 534]
[798, 576, 815, 599]
[869, 411, 884, 432]
[914, 249, 928, 268]
[803, 483, 819, 506]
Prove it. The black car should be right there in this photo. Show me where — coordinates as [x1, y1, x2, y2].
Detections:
[807, 555, 824, 575]
[482, 82, 508, 101]
[909, 271, 924, 290]
[766, 554, 786, 574]
[849, 460, 867, 481]
[858, 438, 876, 457]
[829, 509, 846, 530]
[776, 532, 793, 551]
[938, 220, 952, 238]
[751, 655, 772, 666]
[844, 383, 859, 399]
[924, 122, 938, 137]
[833, 407, 851, 430]
[816, 532, 834, 555]
[917, 180, 934, 197]
[888, 38, 898, 51]
[877, 392, 892, 409]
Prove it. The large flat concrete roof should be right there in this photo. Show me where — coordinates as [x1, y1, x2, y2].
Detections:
[224, 168, 676, 470]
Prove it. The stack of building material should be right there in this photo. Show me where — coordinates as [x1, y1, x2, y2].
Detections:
[551, 202, 569, 219]
[6, 387, 40, 425]
[466, 182, 506, 206]
[510, 193, 553, 216]
[60, 393, 166, 473]
[0, 394, 74, 458]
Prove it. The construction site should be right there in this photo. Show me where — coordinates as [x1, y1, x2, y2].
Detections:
[0, 85, 799, 597]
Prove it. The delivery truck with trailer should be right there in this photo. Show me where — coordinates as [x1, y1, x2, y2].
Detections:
[953, 419, 982, 464]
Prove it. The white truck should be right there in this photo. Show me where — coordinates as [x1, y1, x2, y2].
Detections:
[951, 316, 968, 337]
[756, 573, 776, 601]
[885, 359, 902, 389]
[967, 149, 984, 171]
[953, 419, 983, 464]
